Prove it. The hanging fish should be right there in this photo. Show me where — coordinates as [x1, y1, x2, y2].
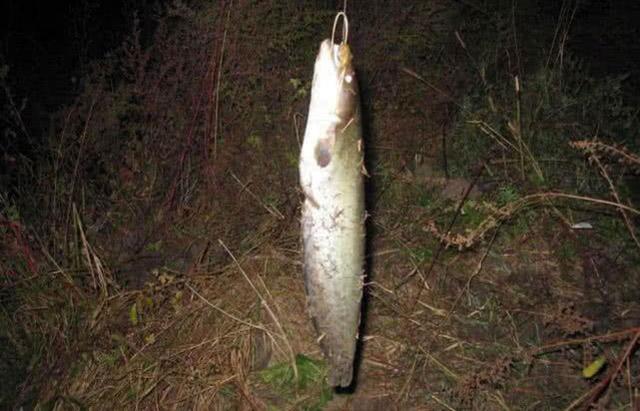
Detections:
[299, 12, 365, 388]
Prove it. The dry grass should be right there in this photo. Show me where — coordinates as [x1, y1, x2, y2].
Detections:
[42, 227, 317, 409]
[5, 154, 640, 410]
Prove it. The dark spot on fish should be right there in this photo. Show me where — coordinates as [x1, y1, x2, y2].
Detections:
[315, 138, 332, 167]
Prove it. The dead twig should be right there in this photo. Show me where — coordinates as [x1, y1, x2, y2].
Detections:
[571, 139, 640, 173]
[185, 283, 269, 335]
[563, 330, 640, 410]
[212, 0, 233, 160]
[532, 327, 640, 356]
[570, 139, 640, 250]
[446, 223, 501, 320]
[425, 191, 640, 252]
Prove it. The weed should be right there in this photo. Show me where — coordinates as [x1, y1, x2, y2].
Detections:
[408, 246, 433, 264]
[556, 240, 578, 261]
[259, 354, 332, 410]
[449, 8, 638, 196]
[496, 185, 520, 207]
[415, 186, 438, 209]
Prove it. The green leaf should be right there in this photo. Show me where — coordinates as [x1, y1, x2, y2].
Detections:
[129, 303, 138, 326]
[145, 240, 162, 252]
[582, 356, 606, 378]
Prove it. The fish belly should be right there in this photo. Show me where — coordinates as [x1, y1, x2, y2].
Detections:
[301, 123, 364, 387]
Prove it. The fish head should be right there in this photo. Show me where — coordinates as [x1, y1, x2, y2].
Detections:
[301, 39, 360, 175]
[310, 39, 359, 129]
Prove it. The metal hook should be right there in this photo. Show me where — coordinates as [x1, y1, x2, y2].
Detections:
[331, 11, 349, 45]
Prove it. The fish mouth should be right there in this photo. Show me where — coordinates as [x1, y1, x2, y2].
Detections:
[311, 39, 358, 126]
[316, 39, 354, 82]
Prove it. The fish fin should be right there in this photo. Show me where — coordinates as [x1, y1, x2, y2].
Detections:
[341, 117, 355, 133]
[360, 161, 370, 177]
[303, 190, 320, 208]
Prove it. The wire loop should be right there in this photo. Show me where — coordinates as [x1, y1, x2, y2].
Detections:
[331, 12, 349, 45]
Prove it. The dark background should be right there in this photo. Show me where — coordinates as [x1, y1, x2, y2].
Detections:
[1, 0, 639, 142]
[1, 0, 162, 133]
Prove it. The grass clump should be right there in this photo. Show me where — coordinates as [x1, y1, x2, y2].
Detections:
[258, 354, 332, 410]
